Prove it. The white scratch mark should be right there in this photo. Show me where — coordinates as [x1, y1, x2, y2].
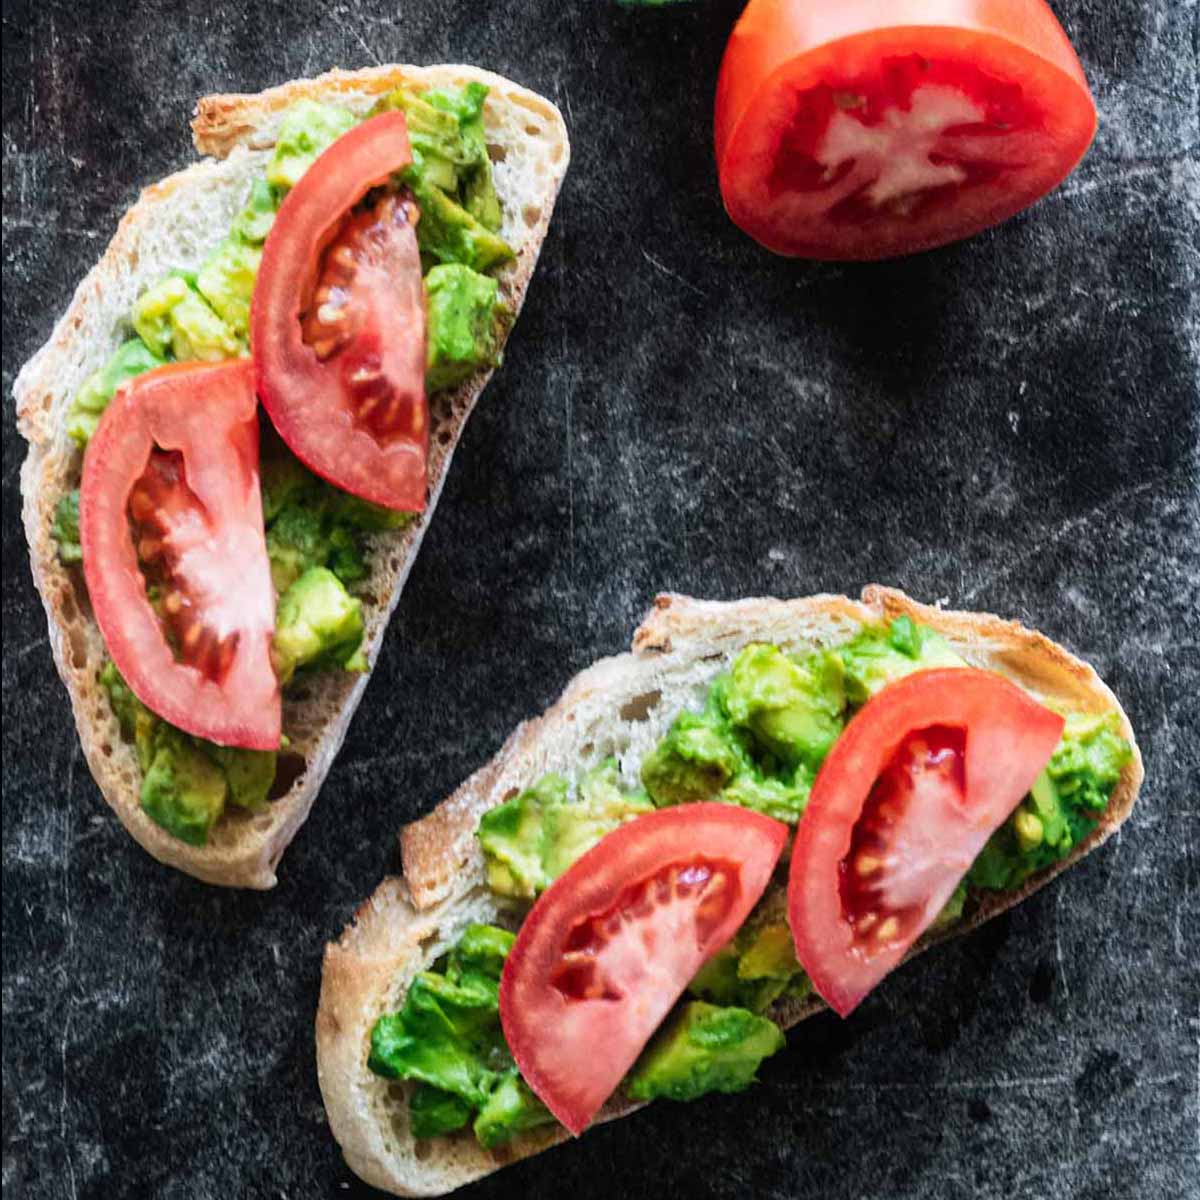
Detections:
[641, 249, 708, 299]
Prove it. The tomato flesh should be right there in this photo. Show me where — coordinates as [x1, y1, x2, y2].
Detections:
[81, 361, 280, 749]
[253, 113, 428, 510]
[788, 669, 1064, 1016]
[716, 0, 1097, 259]
[500, 803, 789, 1135]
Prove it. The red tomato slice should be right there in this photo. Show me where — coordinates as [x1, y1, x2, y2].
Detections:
[80, 361, 280, 750]
[715, 0, 1097, 259]
[787, 669, 1064, 1016]
[499, 803, 788, 1135]
[252, 112, 428, 511]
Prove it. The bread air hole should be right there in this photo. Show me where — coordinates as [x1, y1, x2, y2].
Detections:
[68, 625, 89, 670]
[523, 203, 541, 227]
[487, 143, 507, 163]
[619, 690, 661, 722]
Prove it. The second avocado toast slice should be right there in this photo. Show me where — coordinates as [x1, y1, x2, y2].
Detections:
[13, 65, 570, 887]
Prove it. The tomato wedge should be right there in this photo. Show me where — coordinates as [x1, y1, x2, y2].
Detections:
[787, 669, 1063, 1016]
[252, 112, 428, 511]
[715, 0, 1097, 259]
[80, 360, 280, 750]
[500, 803, 788, 1135]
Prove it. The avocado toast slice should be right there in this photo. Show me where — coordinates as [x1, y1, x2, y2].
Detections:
[14, 65, 569, 887]
[316, 586, 1142, 1196]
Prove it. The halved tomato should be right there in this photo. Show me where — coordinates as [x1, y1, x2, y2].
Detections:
[500, 803, 788, 1135]
[252, 112, 428, 511]
[715, 0, 1098, 259]
[787, 668, 1064, 1016]
[80, 360, 280, 749]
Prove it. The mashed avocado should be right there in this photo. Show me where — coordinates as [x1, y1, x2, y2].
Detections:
[101, 663, 276, 845]
[368, 924, 557, 1149]
[266, 100, 357, 191]
[425, 264, 508, 392]
[478, 760, 653, 899]
[626, 1001, 785, 1103]
[838, 614, 966, 703]
[689, 916, 810, 1013]
[132, 271, 242, 361]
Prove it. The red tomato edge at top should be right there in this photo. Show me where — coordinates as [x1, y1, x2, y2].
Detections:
[714, 0, 1098, 259]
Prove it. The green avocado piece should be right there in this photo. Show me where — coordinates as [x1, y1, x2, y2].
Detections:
[424, 264, 507, 393]
[139, 726, 228, 847]
[266, 100, 357, 192]
[369, 924, 514, 1115]
[476, 773, 567, 899]
[968, 711, 1131, 892]
[409, 1085, 473, 1139]
[718, 769, 812, 823]
[51, 490, 82, 565]
[232, 178, 279, 245]
[688, 919, 807, 1013]
[723, 643, 846, 769]
[376, 86, 474, 193]
[641, 707, 747, 808]
[66, 339, 165, 446]
[406, 172, 514, 274]
[132, 273, 242, 361]
[273, 567, 365, 685]
[196, 235, 262, 340]
[626, 1001, 785, 1103]
[838, 616, 966, 706]
[426, 83, 503, 231]
[205, 744, 276, 812]
[473, 1070, 556, 1149]
[930, 880, 968, 932]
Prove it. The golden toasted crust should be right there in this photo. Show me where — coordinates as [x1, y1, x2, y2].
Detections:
[317, 587, 1143, 1195]
[13, 65, 569, 888]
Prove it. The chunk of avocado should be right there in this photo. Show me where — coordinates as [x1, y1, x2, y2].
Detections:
[626, 1001, 785, 1103]
[196, 236, 262, 340]
[723, 643, 846, 769]
[139, 727, 228, 847]
[541, 761, 652, 880]
[476, 773, 568, 899]
[473, 1070, 556, 1149]
[266, 100, 356, 192]
[425, 264, 507, 392]
[66, 338, 165, 446]
[688, 919, 808, 1013]
[273, 567, 366, 685]
[376, 86, 473, 194]
[406, 173, 514, 274]
[409, 1085, 473, 1139]
[425, 83, 503, 231]
[232, 178, 279, 245]
[206, 744, 276, 812]
[132, 273, 241, 361]
[641, 708, 746, 808]
[718, 768, 812, 823]
[838, 616, 966, 705]
[51, 490, 82, 565]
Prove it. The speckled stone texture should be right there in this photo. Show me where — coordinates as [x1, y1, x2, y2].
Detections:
[3, 1, 1198, 1197]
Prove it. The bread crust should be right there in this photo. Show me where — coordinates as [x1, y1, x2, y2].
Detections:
[316, 588, 1143, 1196]
[13, 65, 569, 888]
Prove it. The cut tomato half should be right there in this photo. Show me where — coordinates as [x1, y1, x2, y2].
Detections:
[80, 360, 280, 749]
[252, 112, 428, 511]
[715, 0, 1098, 259]
[499, 803, 789, 1135]
[788, 668, 1064, 1016]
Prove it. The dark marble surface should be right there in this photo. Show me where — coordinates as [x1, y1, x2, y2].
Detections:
[3, 1, 1198, 1197]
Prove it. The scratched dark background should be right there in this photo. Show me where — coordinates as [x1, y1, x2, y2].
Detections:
[3, 1, 1198, 1197]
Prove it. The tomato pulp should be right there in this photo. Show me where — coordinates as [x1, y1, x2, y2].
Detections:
[252, 112, 428, 510]
[787, 669, 1064, 1016]
[715, 0, 1097, 259]
[80, 360, 280, 749]
[500, 803, 789, 1135]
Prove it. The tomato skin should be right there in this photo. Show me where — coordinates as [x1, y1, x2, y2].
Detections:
[253, 112, 428, 511]
[500, 803, 789, 1135]
[715, 0, 1097, 259]
[787, 669, 1064, 1017]
[80, 361, 280, 750]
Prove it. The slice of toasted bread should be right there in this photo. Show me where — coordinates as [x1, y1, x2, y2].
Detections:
[13, 65, 569, 888]
[316, 586, 1143, 1197]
